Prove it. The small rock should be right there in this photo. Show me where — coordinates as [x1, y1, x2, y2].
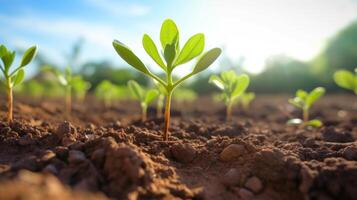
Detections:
[55, 121, 77, 138]
[68, 150, 86, 164]
[238, 188, 254, 200]
[42, 164, 58, 174]
[91, 149, 105, 167]
[53, 146, 68, 160]
[342, 146, 357, 160]
[40, 150, 56, 162]
[220, 144, 246, 161]
[171, 143, 196, 163]
[221, 168, 242, 186]
[244, 176, 263, 193]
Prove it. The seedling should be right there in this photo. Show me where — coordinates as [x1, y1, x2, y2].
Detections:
[43, 65, 74, 114]
[239, 92, 255, 110]
[333, 69, 357, 94]
[0, 45, 37, 123]
[288, 87, 325, 127]
[113, 19, 221, 140]
[95, 80, 119, 108]
[128, 80, 159, 121]
[209, 70, 250, 121]
[71, 76, 91, 102]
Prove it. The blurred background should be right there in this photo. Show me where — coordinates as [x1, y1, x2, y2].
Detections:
[0, 0, 357, 97]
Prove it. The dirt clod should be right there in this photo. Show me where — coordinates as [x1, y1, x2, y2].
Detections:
[220, 144, 247, 161]
[170, 143, 196, 163]
[244, 176, 263, 193]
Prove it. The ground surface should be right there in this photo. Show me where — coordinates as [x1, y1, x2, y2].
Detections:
[0, 95, 356, 200]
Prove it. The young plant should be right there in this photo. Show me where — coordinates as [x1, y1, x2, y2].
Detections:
[239, 92, 255, 111]
[128, 80, 159, 121]
[95, 80, 118, 108]
[113, 19, 221, 140]
[71, 76, 91, 102]
[333, 69, 357, 94]
[0, 45, 37, 123]
[288, 87, 325, 127]
[209, 70, 250, 121]
[43, 65, 74, 114]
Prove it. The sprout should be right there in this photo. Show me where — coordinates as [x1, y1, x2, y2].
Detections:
[43, 65, 75, 114]
[333, 68, 357, 94]
[128, 80, 159, 121]
[209, 70, 250, 121]
[95, 80, 119, 108]
[113, 19, 221, 140]
[71, 76, 91, 102]
[239, 92, 255, 111]
[288, 87, 325, 127]
[0, 44, 37, 123]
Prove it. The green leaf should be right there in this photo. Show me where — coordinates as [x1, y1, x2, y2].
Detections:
[113, 40, 150, 75]
[174, 33, 204, 66]
[231, 74, 250, 98]
[160, 19, 179, 49]
[145, 89, 159, 105]
[289, 97, 303, 108]
[287, 118, 303, 125]
[209, 75, 224, 90]
[142, 34, 166, 71]
[306, 119, 323, 127]
[12, 69, 25, 87]
[128, 80, 144, 100]
[19, 46, 37, 67]
[1, 51, 15, 71]
[296, 89, 307, 100]
[306, 87, 325, 108]
[163, 43, 176, 68]
[334, 70, 357, 92]
[0, 45, 7, 58]
[192, 48, 221, 75]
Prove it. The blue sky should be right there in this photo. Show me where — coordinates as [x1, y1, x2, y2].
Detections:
[1, 0, 357, 76]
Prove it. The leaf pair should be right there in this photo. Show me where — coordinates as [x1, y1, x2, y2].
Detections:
[0, 45, 37, 88]
[113, 19, 221, 90]
[209, 70, 250, 105]
[128, 80, 158, 109]
[43, 65, 73, 86]
[333, 69, 357, 94]
[289, 87, 325, 110]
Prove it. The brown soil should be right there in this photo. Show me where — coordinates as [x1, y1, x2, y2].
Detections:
[0, 95, 356, 200]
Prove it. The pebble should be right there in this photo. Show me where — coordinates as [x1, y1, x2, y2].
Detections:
[244, 176, 263, 193]
[171, 143, 196, 163]
[221, 168, 242, 186]
[220, 144, 246, 161]
[238, 188, 254, 200]
[68, 150, 86, 164]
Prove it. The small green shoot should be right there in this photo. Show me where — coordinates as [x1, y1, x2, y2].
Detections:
[209, 70, 250, 121]
[333, 69, 357, 94]
[288, 87, 325, 127]
[128, 80, 159, 121]
[43, 65, 75, 114]
[0, 45, 37, 123]
[239, 92, 255, 111]
[72, 76, 91, 102]
[113, 19, 221, 140]
[95, 80, 119, 108]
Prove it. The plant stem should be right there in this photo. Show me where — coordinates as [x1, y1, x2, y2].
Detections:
[163, 92, 172, 141]
[65, 85, 72, 115]
[226, 101, 233, 121]
[6, 83, 13, 124]
[142, 105, 147, 121]
[303, 108, 309, 122]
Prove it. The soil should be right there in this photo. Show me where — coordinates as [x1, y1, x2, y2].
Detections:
[0, 95, 356, 200]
